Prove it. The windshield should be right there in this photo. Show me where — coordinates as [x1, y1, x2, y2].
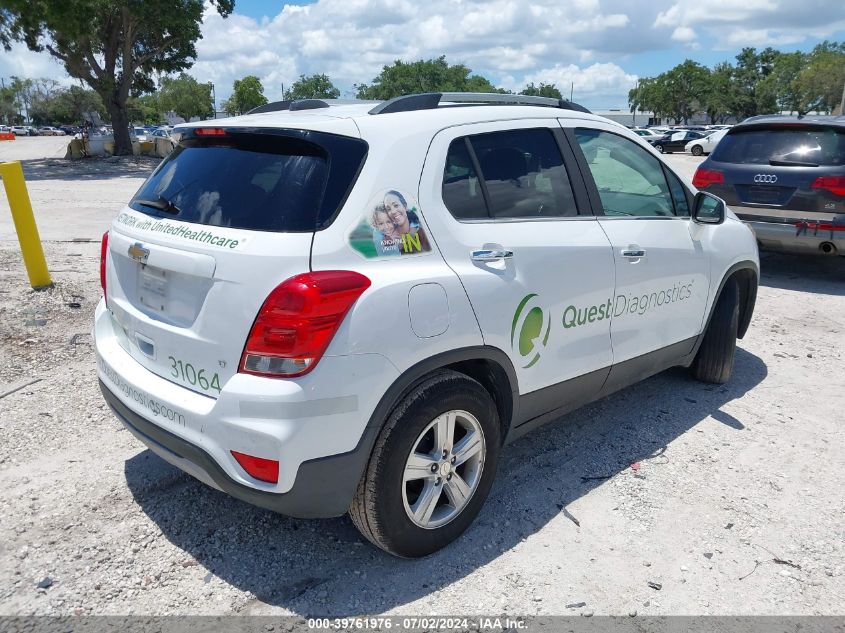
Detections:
[711, 125, 845, 166]
[129, 129, 368, 232]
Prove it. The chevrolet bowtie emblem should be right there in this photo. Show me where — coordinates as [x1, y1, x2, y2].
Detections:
[128, 242, 150, 264]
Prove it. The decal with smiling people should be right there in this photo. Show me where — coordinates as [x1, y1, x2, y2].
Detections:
[349, 189, 432, 259]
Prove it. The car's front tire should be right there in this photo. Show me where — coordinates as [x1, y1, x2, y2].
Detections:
[349, 370, 501, 557]
[691, 145, 703, 156]
[656, 145, 665, 153]
[692, 279, 739, 384]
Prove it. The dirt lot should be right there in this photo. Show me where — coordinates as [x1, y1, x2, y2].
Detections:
[0, 140, 844, 617]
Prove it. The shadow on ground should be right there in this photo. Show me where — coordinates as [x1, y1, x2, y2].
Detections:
[125, 348, 767, 616]
[759, 251, 845, 296]
[19, 156, 159, 182]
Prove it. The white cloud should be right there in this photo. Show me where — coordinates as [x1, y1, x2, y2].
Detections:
[671, 26, 697, 43]
[0, 42, 71, 85]
[652, 0, 845, 48]
[519, 63, 639, 104]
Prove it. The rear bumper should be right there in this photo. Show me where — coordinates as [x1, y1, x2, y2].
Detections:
[732, 206, 845, 255]
[100, 380, 373, 518]
[93, 299, 398, 517]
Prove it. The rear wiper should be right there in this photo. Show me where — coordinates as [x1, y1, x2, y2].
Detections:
[769, 159, 819, 167]
[134, 195, 181, 215]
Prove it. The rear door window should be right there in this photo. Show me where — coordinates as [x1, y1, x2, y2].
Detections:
[130, 129, 368, 232]
[441, 128, 578, 220]
[711, 126, 845, 166]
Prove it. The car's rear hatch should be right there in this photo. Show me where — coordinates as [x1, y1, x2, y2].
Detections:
[104, 124, 367, 398]
[701, 122, 845, 223]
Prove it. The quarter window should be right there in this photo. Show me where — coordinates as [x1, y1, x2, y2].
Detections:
[574, 129, 675, 217]
[442, 128, 578, 220]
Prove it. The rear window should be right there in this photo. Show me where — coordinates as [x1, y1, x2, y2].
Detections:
[130, 128, 368, 232]
[711, 125, 845, 166]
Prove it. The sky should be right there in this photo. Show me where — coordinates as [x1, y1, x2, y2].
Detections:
[2, 0, 844, 110]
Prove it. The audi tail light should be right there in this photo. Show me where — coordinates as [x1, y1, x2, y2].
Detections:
[692, 167, 725, 189]
[811, 176, 845, 197]
[239, 271, 371, 378]
[100, 231, 109, 299]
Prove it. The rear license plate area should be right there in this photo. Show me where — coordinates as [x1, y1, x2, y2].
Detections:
[138, 265, 168, 312]
[739, 184, 795, 206]
[746, 185, 782, 204]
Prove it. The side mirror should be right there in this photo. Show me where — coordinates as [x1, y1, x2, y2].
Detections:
[693, 191, 725, 225]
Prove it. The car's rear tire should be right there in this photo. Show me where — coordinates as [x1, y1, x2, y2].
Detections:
[691, 145, 703, 156]
[349, 370, 501, 558]
[656, 145, 665, 153]
[692, 279, 739, 384]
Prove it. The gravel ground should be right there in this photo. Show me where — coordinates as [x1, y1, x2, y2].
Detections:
[0, 146, 844, 618]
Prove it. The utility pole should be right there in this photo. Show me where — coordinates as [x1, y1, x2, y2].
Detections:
[570, 82, 574, 101]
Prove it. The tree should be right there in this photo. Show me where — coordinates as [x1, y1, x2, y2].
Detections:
[793, 42, 845, 114]
[284, 74, 340, 101]
[520, 82, 562, 99]
[8, 77, 34, 121]
[0, 84, 19, 124]
[126, 94, 163, 125]
[222, 75, 268, 115]
[356, 56, 501, 100]
[731, 47, 779, 118]
[157, 73, 212, 122]
[759, 51, 806, 114]
[703, 62, 735, 124]
[629, 61, 710, 123]
[0, 0, 234, 154]
[50, 86, 107, 124]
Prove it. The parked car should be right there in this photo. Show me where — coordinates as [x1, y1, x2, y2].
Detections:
[38, 126, 66, 136]
[95, 92, 759, 557]
[150, 128, 172, 139]
[10, 125, 33, 136]
[652, 130, 706, 153]
[633, 128, 663, 139]
[693, 115, 845, 256]
[59, 125, 80, 136]
[132, 127, 150, 142]
[686, 129, 729, 156]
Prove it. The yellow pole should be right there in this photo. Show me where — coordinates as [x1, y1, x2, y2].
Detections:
[0, 160, 52, 289]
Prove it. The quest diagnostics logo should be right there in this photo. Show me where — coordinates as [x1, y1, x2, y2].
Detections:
[510, 279, 695, 369]
[510, 294, 551, 369]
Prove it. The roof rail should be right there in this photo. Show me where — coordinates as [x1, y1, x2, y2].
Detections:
[247, 100, 291, 115]
[245, 99, 331, 115]
[368, 92, 592, 115]
[289, 99, 330, 111]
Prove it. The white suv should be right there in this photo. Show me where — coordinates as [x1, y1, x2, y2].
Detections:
[94, 93, 759, 557]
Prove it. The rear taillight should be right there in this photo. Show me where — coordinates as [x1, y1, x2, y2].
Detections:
[692, 167, 725, 189]
[239, 271, 371, 378]
[811, 176, 845, 197]
[100, 231, 109, 298]
[231, 451, 279, 484]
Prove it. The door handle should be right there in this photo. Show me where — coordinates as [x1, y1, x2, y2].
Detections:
[621, 249, 646, 258]
[471, 249, 514, 262]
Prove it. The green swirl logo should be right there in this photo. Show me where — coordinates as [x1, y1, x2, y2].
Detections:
[511, 293, 551, 369]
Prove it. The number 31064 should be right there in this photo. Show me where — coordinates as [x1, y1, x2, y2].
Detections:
[168, 356, 221, 393]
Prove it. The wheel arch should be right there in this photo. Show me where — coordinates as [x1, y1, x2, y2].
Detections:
[687, 260, 758, 363]
[364, 347, 519, 449]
